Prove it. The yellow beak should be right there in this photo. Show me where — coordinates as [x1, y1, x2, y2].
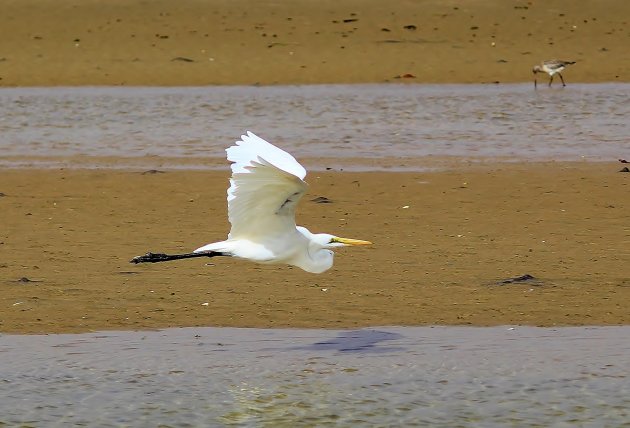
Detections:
[331, 237, 372, 246]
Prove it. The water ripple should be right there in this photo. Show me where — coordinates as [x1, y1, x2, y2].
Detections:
[1, 326, 629, 426]
[0, 84, 629, 170]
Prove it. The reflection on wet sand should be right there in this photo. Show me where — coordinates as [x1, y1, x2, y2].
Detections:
[1, 326, 629, 426]
[1, 84, 629, 170]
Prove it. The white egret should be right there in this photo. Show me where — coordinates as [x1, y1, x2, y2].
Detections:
[130, 131, 371, 273]
[532, 60, 576, 88]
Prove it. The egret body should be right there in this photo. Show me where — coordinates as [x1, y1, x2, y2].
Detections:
[131, 132, 371, 273]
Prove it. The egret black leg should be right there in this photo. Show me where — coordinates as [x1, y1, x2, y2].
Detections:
[548, 75, 553, 87]
[130, 251, 227, 264]
[559, 73, 566, 86]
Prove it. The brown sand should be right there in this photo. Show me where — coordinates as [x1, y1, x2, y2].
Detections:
[1, 0, 629, 86]
[1, 163, 628, 334]
[1, 0, 629, 334]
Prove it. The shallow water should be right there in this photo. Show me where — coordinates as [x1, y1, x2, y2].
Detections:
[1, 326, 629, 426]
[1, 84, 629, 170]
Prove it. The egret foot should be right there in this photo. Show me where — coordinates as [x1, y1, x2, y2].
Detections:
[130, 251, 225, 264]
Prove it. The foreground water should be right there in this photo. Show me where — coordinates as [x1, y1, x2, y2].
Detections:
[1, 326, 629, 426]
[1, 84, 629, 170]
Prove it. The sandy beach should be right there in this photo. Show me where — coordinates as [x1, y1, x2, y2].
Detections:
[2, 163, 628, 334]
[1, 1, 629, 334]
[1, 0, 629, 86]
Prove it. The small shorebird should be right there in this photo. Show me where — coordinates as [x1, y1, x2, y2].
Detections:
[532, 60, 576, 88]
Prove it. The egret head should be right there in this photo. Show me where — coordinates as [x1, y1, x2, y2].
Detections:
[532, 65, 542, 74]
[305, 231, 372, 249]
[294, 227, 372, 273]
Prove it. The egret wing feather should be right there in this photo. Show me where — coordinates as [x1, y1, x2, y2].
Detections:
[227, 158, 308, 240]
[226, 131, 306, 183]
[225, 132, 308, 240]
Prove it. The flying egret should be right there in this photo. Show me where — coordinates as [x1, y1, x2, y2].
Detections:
[130, 131, 371, 273]
[532, 60, 576, 88]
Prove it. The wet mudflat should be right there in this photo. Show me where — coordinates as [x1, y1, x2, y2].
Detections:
[1, 326, 629, 426]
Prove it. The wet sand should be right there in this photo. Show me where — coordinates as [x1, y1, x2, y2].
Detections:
[2, 162, 628, 334]
[1, 0, 629, 334]
[1, 0, 629, 86]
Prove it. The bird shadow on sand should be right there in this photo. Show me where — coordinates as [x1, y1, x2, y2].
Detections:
[292, 329, 406, 354]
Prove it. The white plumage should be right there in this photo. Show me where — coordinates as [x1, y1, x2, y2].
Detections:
[190, 131, 371, 273]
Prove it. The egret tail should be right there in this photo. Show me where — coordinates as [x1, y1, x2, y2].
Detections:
[130, 251, 227, 264]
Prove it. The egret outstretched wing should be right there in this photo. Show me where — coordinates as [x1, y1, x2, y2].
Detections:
[225, 132, 308, 240]
[226, 131, 306, 180]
